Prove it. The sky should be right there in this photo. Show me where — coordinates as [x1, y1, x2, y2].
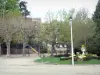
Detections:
[22, 0, 98, 22]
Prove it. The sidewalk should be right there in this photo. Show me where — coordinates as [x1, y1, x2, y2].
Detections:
[0, 54, 100, 75]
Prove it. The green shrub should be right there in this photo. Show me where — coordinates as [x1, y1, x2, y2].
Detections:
[92, 56, 98, 59]
[74, 56, 78, 61]
[83, 57, 91, 61]
[97, 56, 100, 60]
[97, 52, 100, 56]
[74, 54, 94, 61]
[83, 54, 93, 61]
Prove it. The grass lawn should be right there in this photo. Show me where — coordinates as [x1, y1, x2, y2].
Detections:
[35, 57, 100, 64]
[35, 57, 72, 64]
[75, 59, 100, 64]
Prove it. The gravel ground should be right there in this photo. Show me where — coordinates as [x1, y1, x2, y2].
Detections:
[0, 54, 100, 75]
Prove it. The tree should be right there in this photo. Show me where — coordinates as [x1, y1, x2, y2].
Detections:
[41, 10, 71, 56]
[42, 11, 58, 56]
[57, 10, 71, 43]
[0, 17, 4, 55]
[92, 0, 100, 55]
[0, 0, 20, 56]
[12, 17, 40, 55]
[73, 8, 94, 49]
[0, 37, 3, 55]
[19, 1, 30, 56]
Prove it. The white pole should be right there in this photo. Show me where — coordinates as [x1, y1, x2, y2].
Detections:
[70, 18, 74, 65]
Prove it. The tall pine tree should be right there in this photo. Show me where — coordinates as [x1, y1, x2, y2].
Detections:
[93, 0, 100, 30]
[93, 0, 100, 56]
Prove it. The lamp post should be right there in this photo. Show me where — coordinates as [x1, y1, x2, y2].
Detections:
[69, 16, 74, 65]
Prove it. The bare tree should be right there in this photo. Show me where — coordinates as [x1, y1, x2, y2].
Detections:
[13, 17, 41, 55]
[0, 0, 21, 56]
[1, 15, 21, 56]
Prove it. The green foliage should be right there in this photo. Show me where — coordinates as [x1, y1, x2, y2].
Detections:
[83, 54, 93, 61]
[12, 30, 24, 43]
[5, 0, 19, 11]
[40, 10, 70, 44]
[92, 0, 100, 54]
[86, 37, 97, 54]
[40, 9, 95, 55]
[40, 42, 47, 53]
[19, 1, 30, 17]
[73, 8, 95, 48]
[97, 56, 100, 60]
[58, 21, 70, 43]
[0, 0, 20, 17]
[0, 37, 3, 43]
[75, 54, 99, 62]
[93, 0, 100, 24]
[0, 0, 20, 56]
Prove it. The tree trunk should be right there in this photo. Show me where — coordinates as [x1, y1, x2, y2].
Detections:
[15, 44, 17, 54]
[51, 43, 55, 57]
[23, 42, 26, 56]
[84, 37, 87, 50]
[51, 45, 53, 57]
[6, 42, 10, 57]
[55, 51, 57, 56]
[38, 45, 40, 56]
[0, 43, 1, 56]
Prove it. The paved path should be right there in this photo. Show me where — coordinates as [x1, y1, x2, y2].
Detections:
[0, 55, 100, 75]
